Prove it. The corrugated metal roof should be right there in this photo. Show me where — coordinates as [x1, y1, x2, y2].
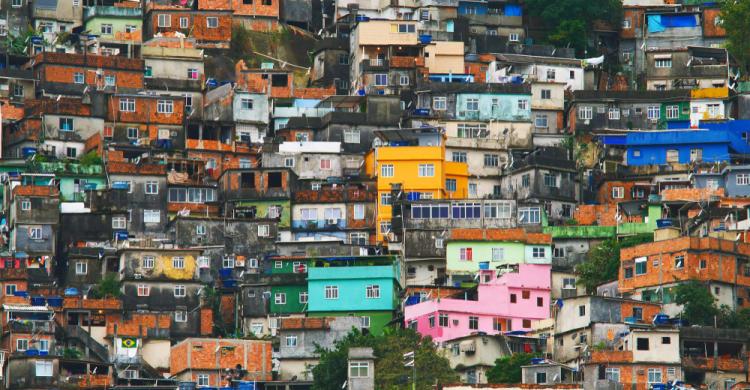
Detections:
[2, 304, 52, 312]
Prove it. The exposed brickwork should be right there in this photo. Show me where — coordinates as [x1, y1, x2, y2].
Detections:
[200, 307, 214, 336]
[170, 338, 273, 381]
[660, 187, 725, 201]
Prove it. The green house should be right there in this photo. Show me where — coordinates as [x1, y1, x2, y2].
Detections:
[268, 257, 309, 315]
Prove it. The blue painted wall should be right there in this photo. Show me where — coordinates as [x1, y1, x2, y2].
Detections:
[625, 130, 750, 166]
[455, 93, 531, 122]
[307, 264, 398, 312]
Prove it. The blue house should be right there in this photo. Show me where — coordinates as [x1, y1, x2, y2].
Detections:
[601, 128, 750, 166]
[693, 165, 750, 197]
[306, 256, 400, 334]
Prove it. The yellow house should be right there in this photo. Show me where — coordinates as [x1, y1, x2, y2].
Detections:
[365, 128, 468, 242]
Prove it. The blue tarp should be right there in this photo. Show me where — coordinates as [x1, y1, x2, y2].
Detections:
[504, 4, 522, 16]
[648, 14, 697, 33]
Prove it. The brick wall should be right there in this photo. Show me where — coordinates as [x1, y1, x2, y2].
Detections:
[170, 338, 273, 380]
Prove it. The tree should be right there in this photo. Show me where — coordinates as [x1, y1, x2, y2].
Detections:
[674, 280, 719, 326]
[524, 0, 621, 55]
[486, 353, 537, 384]
[312, 328, 457, 390]
[88, 273, 121, 298]
[576, 239, 621, 293]
[720, 0, 750, 76]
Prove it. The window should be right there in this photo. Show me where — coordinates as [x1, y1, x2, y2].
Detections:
[399, 75, 410, 86]
[518, 99, 529, 110]
[5, 284, 16, 295]
[536, 372, 547, 384]
[29, 227, 42, 240]
[635, 257, 647, 275]
[484, 154, 499, 167]
[258, 224, 270, 237]
[456, 123, 487, 138]
[320, 159, 332, 170]
[579, 305, 586, 316]
[439, 314, 449, 327]
[380, 164, 394, 177]
[541, 89, 551, 99]
[127, 127, 139, 139]
[274, 293, 286, 304]
[187, 68, 199, 80]
[459, 247, 473, 261]
[344, 129, 360, 143]
[158, 14, 171, 27]
[324, 285, 339, 299]
[16, 339, 29, 351]
[36, 360, 53, 377]
[12, 84, 23, 97]
[666, 105, 679, 119]
[510, 294, 517, 303]
[395, 23, 415, 33]
[157, 100, 174, 114]
[239, 98, 254, 110]
[285, 335, 297, 347]
[509, 33, 519, 42]
[543, 173, 557, 187]
[105, 75, 116, 87]
[174, 285, 186, 297]
[522, 174, 530, 188]
[518, 207, 541, 224]
[647, 106, 660, 120]
[120, 98, 135, 112]
[207, 17, 218, 28]
[418, 164, 435, 177]
[612, 186, 624, 199]
[75, 261, 87, 275]
[66, 147, 77, 158]
[11, 0, 22, 7]
[452, 152, 467, 163]
[38, 340, 49, 352]
[532, 247, 546, 259]
[579, 106, 593, 120]
[353, 204, 365, 220]
[137, 284, 150, 296]
[197, 374, 209, 387]
[172, 256, 185, 269]
[469, 316, 478, 330]
[666, 149, 679, 163]
[195, 224, 206, 235]
[537, 297, 544, 307]
[380, 193, 392, 206]
[21, 199, 31, 211]
[145, 181, 159, 194]
[647, 368, 662, 384]
[349, 361, 369, 378]
[655, 59, 672, 68]
[59, 117, 74, 131]
[737, 174, 750, 185]
[74, 72, 84, 84]
[101, 23, 113, 34]
[608, 108, 620, 120]
[144, 209, 160, 224]
[452, 202, 481, 219]
[374, 74, 387, 86]
[492, 248, 504, 261]
[433, 96, 447, 111]
[180, 17, 189, 29]
[485, 202, 512, 219]
[143, 256, 155, 269]
[535, 115, 548, 128]
[366, 285, 380, 299]
[661, 336, 671, 344]
[446, 179, 457, 192]
[605, 368, 620, 382]
[144, 66, 153, 78]
[337, 53, 349, 65]
[636, 337, 650, 351]
[466, 98, 479, 112]
[125, 24, 137, 33]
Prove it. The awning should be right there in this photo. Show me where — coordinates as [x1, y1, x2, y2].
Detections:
[2, 304, 52, 312]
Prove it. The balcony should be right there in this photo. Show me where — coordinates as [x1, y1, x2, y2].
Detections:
[145, 77, 203, 92]
[5, 320, 54, 333]
[291, 219, 346, 231]
[390, 56, 418, 68]
[83, 6, 142, 20]
[682, 356, 746, 372]
[361, 59, 389, 72]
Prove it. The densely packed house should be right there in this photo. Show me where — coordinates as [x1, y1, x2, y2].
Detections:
[0, 0, 749, 389]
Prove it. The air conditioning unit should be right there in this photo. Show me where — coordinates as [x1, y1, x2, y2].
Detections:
[326, 218, 338, 225]
[134, 273, 143, 279]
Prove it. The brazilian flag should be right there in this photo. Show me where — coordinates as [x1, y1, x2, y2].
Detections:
[121, 338, 137, 348]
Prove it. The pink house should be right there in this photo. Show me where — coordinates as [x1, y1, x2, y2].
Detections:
[404, 264, 551, 342]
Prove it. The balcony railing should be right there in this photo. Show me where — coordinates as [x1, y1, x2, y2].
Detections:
[360, 59, 389, 72]
[6, 320, 54, 333]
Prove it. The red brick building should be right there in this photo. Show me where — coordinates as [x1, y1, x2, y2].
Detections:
[170, 338, 273, 387]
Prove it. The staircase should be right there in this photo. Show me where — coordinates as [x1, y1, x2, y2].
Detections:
[65, 325, 110, 362]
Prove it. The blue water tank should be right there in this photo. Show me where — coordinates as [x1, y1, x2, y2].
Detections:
[419, 34, 432, 44]
[64, 288, 80, 296]
[478, 262, 489, 270]
[30, 296, 45, 306]
[47, 297, 63, 307]
[237, 382, 256, 390]
[22, 147, 37, 158]
[178, 382, 197, 390]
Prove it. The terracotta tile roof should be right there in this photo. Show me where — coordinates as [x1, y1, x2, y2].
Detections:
[13, 185, 59, 197]
[450, 228, 551, 245]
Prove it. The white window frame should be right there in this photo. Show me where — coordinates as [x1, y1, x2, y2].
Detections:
[158, 14, 171, 27]
[274, 292, 286, 305]
[579, 106, 593, 120]
[143, 256, 155, 269]
[366, 284, 380, 299]
[380, 164, 394, 177]
[324, 285, 339, 299]
[75, 261, 87, 275]
[137, 284, 150, 296]
[418, 164, 435, 177]
[432, 96, 447, 111]
[174, 285, 186, 297]
[172, 256, 185, 269]
[206, 17, 218, 28]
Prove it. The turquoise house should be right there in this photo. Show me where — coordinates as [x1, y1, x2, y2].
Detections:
[26, 162, 106, 203]
[455, 92, 531, 122]
[307, 255, 400, 335]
